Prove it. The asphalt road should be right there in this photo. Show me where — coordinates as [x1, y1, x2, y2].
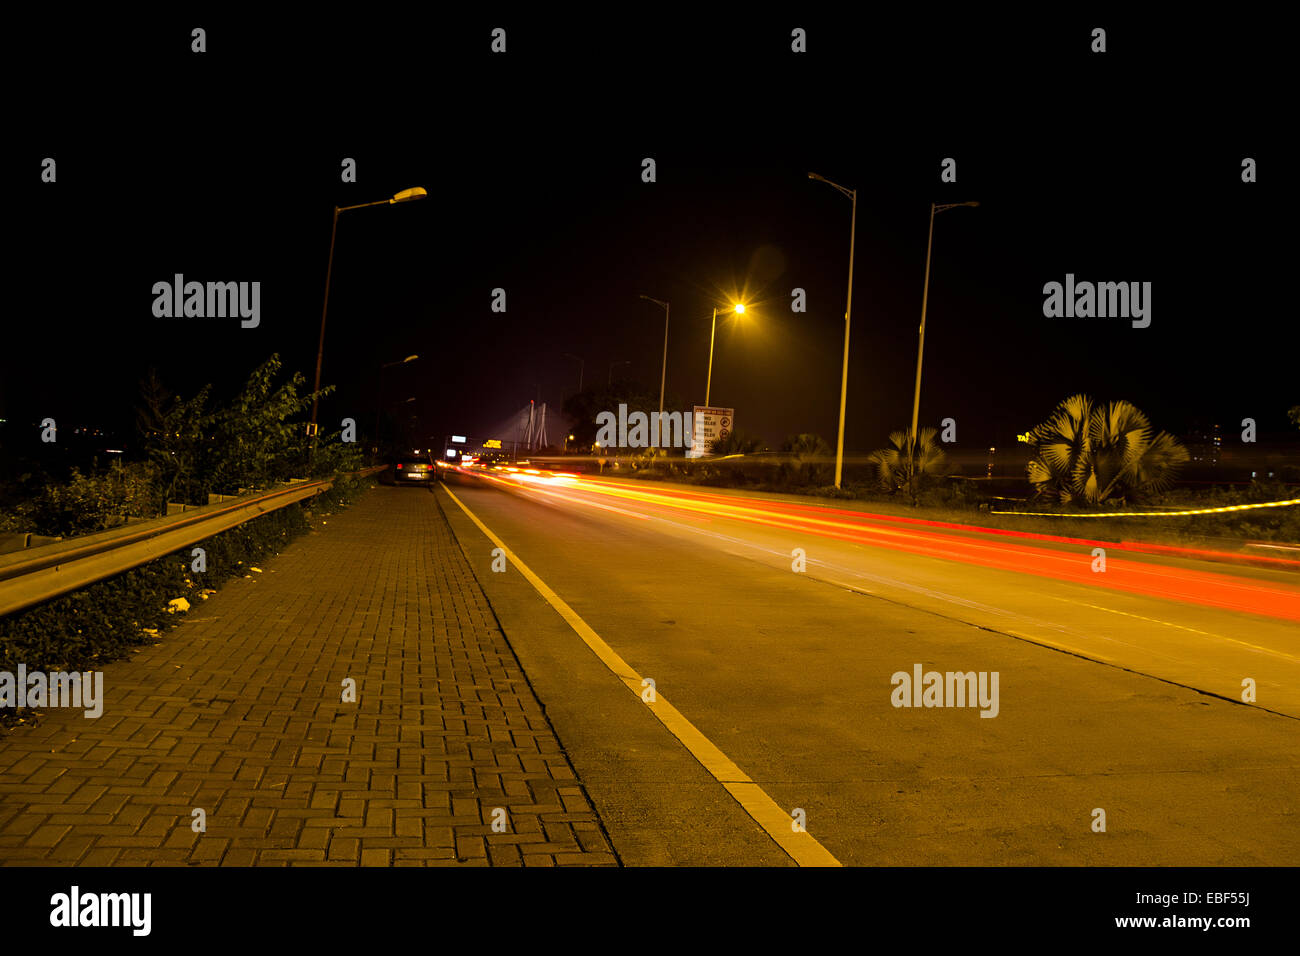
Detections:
[429, 471, 1300, 866]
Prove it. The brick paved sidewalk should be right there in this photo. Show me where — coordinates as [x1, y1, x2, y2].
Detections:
[0, 484, 619, 866]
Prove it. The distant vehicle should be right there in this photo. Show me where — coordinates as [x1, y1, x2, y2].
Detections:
[472, 450, 510, 469]
[390, 448, 434, 484]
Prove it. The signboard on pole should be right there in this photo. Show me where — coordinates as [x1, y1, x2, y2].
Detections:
[687, 406, 735, 458]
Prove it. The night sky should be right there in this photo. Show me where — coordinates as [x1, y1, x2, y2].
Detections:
[4, 11, 1287, 463]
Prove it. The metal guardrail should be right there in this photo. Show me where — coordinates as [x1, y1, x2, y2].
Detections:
[0, 467, 384, 619]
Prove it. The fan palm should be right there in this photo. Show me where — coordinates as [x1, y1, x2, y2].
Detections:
[1025, 394, 1189, 505]
[867, 426, 947, 499]
[781, 433, 832, 485]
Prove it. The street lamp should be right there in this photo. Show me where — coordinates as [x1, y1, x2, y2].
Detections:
[638, 295, 671, 417]
[705, 302, 745, 407]
[563, 353, 584, 393]
[374, 354, 420, 457]
[808, 171, 857, 489]
[389, 396, 416, 447]
[608, 360, 632, 386]
[909, 201, 979, 448]
[309, 186, 428, 453]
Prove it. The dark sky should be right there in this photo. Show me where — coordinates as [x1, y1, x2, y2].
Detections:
[4, 11, 1288, 460]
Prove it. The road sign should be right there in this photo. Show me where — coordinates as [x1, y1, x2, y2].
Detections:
[687, 406, 735, 458]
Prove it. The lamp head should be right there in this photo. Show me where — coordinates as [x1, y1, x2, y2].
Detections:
[390, 187, 428, 204]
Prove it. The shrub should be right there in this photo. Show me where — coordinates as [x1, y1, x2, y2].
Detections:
[866, 426, 948, 500]
[1025, 394, 1189, 506]
[780, 434, 833, 487]
[4, 460, 162, 538]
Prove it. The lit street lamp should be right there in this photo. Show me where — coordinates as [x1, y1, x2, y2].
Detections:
[309, 186, 428, 454]
[909, 201, 979, 449]
[638, 295, 671, 416]
[808, 171, 856, 489]
[705, 302, 745, 407]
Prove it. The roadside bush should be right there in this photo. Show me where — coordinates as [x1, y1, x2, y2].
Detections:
[5, 460, 162, 538]
[779, 434, 833, 487]
[866, 426, 948, 500]
[141, 354, 351, 505]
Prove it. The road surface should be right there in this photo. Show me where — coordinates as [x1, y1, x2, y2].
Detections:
[432, 468, 1300, 866]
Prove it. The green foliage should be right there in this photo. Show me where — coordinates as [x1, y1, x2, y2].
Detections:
[2, 460, 162, 538]
[780, 433, 833, 486]
[139, 376, 216, 506]
[866, 426, 948, 499]
[563, 382, 675, 450]
[710, 428, 765, 457]
[140, 354, 338, 504]
[1025, 394, 1189, 506]
[207, 357, 316, 491]
[311, 472, 373, 511]
[308, 428, 364, 480]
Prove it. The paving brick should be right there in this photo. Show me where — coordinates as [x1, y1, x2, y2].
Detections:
[0, 486, 617, 868]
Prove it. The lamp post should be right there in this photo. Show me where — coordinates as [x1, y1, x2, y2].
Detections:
[309, 186, 428, 456]
[808, 171, 857, 489]
[390, 396, 416, 449]
[563, 353, 584, 393]
[909, 201, 979, 447]
[373, 354, 419, 458]
[638, 295, 671, 416]
[705, 302, 745, 407]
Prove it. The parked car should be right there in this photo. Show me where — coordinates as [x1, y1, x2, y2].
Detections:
[390, 448, 435, 484]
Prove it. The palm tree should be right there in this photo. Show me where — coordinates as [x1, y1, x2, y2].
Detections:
[709, 428, 764, 456]
[1025, 394, 1189, 506]
[781, 433, 832, 485]
[867, 426, 947, 501]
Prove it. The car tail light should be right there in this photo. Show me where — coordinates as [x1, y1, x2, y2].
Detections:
[397, 463, 404, 469]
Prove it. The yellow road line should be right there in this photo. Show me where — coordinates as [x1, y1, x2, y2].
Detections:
[441, 484, 841, 867]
